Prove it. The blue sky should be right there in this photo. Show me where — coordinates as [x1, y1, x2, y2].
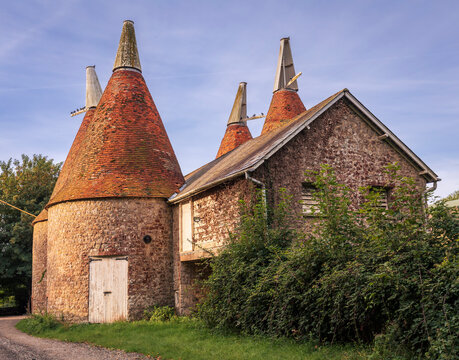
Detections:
[0, 0, 457, 198]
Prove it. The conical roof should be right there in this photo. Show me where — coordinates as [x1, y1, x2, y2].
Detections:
[32, 209, 48, 225]
[216, 124, 253, 158]
[49, 66, 103, 204]
[261, 37, 306, 135]
[261, 90, 306, 134]
[216, 82, 252, 158]
[48, 21, 184, 207]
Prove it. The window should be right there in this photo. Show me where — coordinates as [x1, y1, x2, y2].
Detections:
[370, 186, 389, 209]
[302, 183, 319, 216]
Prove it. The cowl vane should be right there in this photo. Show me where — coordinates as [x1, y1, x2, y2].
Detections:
[273, 37, 297, 92]
[85, 66, 102, 108]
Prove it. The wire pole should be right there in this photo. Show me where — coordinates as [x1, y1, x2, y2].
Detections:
[0, 199, 37, 218]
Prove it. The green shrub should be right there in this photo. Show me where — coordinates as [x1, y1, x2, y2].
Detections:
[143, 305, 176, 322]
[198, 164, 458, 359]
[198, 189, 299, 333]
[16, 314, 62, 334]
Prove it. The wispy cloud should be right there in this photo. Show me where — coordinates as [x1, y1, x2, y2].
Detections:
[0, 0, 457, 194]
[0, 1, 77, 61]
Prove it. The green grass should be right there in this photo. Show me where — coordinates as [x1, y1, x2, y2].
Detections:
[16, 316, 369, 360]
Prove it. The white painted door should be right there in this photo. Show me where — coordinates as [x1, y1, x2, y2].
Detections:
[89, 257, 128, 323]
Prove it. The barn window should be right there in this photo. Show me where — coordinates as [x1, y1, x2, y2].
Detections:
[302, 183, 319, 216]
[180, 200, 193, 252]
[369, 186, 389, 209]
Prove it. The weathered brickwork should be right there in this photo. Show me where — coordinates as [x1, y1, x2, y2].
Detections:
[254, 98, 427, 221]
[47, 198, 173, 322]
[216, 123, 253, 158]
[49, 108, 95, 202]
[31, 220, 47, 314]
[261, 89, 306, 134]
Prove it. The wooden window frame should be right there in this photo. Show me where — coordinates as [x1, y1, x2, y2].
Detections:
[369, 186, 390, 210]
[302, 182, 319, 217]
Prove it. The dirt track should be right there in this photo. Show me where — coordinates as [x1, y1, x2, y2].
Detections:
[0, 316, 148, 360]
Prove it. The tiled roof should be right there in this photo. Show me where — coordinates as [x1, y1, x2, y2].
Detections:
[170, 88, 439, 203]
[170, 90, 343, 203]
[49, 108, 96, 204]
[48, 69, 184, 207]
[261, 89, 306, 134]
[216, 123, 253, 158]
[32, 209, 48, 225]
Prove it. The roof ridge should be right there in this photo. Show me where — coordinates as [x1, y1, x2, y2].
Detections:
[171, 89, 345, 202]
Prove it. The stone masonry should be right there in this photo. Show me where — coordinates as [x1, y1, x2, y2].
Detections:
[46, 198, 173, 322]
[31, 220, 47, 314]
[174, 97, 428, 312]
[31, 23, 436, 320]
[253, 98, 426, 222]
[172, 179, 253, 313]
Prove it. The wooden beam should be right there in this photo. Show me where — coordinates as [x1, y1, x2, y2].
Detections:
[0, 199, 36, 218]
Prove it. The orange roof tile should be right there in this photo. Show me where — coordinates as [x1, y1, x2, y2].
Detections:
[261, 89, 306, 134]
[49, 108, 96, 202]
[216, 123, 253, 158]
[48, 69, 184, 207]
[171, 88, 438, 203]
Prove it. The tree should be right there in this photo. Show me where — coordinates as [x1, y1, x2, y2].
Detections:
[0, 154, 61, 310]
[443, 189, 459, 202]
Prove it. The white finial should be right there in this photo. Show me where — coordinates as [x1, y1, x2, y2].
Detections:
[227, 82, 248, 125]
[85, 66, 102, 109]
[273, 37, 298, 92]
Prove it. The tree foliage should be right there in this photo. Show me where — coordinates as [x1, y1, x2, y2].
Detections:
[0, 155, 60, 309]
[442, 190, 459, 202]
[198, 164, 458, 359]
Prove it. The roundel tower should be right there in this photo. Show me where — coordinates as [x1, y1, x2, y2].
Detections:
[45, 20, 184, 322]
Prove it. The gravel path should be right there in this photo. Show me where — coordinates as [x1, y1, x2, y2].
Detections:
[0, 316, 150, 360]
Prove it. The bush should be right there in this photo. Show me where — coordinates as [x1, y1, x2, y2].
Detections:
[198, 189, 299, 333]
[143, 305, 176, 322]
[16, 314, 62, 335]
[198, 164, 458, 359]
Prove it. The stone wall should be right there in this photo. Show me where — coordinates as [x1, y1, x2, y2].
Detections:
[173, 179, 253, 314]
[31, 221, 47, 314]
[173, 98, 429, 314]
[253, 98, 427, 223]
[192, 179, 252, 249]
[47, 198, 173, 322]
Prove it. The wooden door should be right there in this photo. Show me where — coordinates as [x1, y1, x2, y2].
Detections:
[89, 257, 128, 323]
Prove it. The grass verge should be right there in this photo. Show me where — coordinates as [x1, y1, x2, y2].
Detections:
[16, 315, 369, 360]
